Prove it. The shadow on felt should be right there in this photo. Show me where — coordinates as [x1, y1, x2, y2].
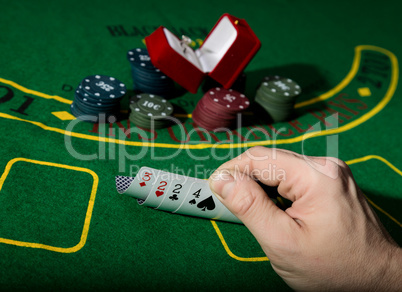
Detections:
[242, 63, 331, 125]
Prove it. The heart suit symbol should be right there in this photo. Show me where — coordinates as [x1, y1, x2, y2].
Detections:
[155, 190, 164, 197]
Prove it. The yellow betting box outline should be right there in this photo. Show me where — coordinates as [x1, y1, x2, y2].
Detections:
[0, 45, 398, 149]
[0, 158, 99, 253]
[211, 155, 402, 262]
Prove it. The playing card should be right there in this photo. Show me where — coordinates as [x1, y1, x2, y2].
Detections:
[172, 179, 241, 224]
[153, 173, 196, 211]
[116, 166, 161, 200]
[139, 170, 187, 208]
[116, 167, 242, 224]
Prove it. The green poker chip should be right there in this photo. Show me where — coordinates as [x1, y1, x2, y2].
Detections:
[254, 76, 301, 123]
[136, 94, 173, 116]
[261, 75, 301, 98]
[129, 94, 174, 129]
[129, 115, 168, 129]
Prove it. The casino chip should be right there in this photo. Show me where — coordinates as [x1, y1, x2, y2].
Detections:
[70, 75, 126, 123]
[254, 76, 301, 122]
[127, 48, 175, 97]
[129, 93, 174, 129]
[192, 88, 250, 131]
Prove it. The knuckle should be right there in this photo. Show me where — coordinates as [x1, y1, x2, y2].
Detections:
[245, 146, 267, 158]
[316, 158, 355, 189]
[244, 146, 270, 165]
[323, 160, 341, 177]
[332, 157, 348, 168]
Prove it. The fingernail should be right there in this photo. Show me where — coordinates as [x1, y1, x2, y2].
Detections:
[209, 170, 236, 200]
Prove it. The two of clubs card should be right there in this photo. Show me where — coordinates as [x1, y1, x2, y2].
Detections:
[116, 166, 242, 224]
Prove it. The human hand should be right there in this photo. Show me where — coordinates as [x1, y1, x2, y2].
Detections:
[208, 146, 401, 291]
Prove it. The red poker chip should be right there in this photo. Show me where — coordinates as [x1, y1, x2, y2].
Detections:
[197, 98, 236, 124]
[192, 89, 248, 132]
[192, 110, 215, 131]
[204, 87, 250, 113]
[198, 98, 235, 120]
[193, 116, 233, 131]
[192, 106, 234, 131]
[193, 107, 232, 128]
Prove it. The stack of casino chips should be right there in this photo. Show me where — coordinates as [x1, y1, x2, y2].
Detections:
[71, 75, 126, 123]
[129, 93, 174, 129]
[192, 87, 250, 131]
[127, 48, 175, 97]
[254, 76, 301, 122]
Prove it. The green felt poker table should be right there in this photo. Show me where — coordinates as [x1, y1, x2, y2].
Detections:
[0, 0, 401, 290]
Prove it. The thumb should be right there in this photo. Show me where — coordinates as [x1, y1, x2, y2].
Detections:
[209, 169, 294, 242]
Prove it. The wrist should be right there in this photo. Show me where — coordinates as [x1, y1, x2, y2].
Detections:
[377, 244, 402, 291]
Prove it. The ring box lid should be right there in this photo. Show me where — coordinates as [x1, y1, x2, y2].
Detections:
[145, 13, 261, 93]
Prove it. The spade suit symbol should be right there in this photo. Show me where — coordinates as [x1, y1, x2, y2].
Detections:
[197, 196, 215, 211]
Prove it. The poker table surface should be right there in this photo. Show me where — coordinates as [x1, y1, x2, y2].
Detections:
[1, 0, 401, 290]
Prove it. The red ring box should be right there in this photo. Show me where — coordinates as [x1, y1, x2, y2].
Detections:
[145, 13, 261, 93]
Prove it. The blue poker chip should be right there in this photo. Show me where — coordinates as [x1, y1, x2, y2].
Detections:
[70, 103, 118, 124]
[127, 48, 176, 97]
[134, 83, 174, 96]
[73, 97, 119, 114]
[75, 88, 119, 110]
[132, 77, 174, 91]
[70, 103, 98, 123]
[127, 48, 156, 69]
[74, 85, 120, 107]
[76, 85, 118, 104]
[72, 77, 122, 123]
[131, 68, 172, 84]
[81, 75, 127, 99]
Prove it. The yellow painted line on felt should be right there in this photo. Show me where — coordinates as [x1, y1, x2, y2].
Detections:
[365, 195, 401, 227]
[0, 45, 398, 150]
[294, 45, 386, 108]
[0, 157, 98, 253]
[210, 220, 269, 262]
[346, 155, 402, 176]
[171, 112, 262, 118]
[0, 78, 72, 104]
[0, 112, 197, 148]
[214, 154, 401, 262]
[346, 155, 402, 228]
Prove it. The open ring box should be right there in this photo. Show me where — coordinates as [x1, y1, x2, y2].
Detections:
[145, 13, 261, 93]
